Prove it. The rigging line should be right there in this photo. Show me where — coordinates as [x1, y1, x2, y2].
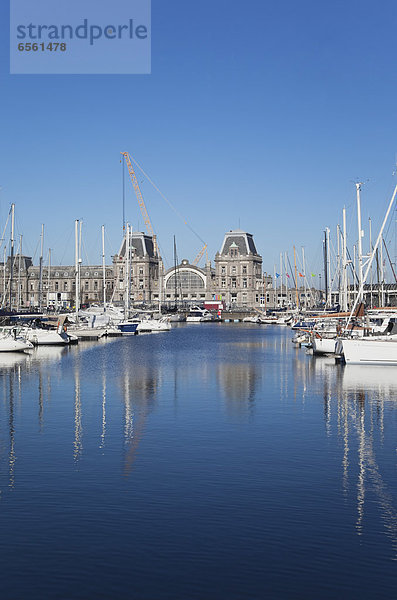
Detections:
[0, 208, 11, 247]
[130, 155, 207, 246]
[383, 238, 397, 283]
[287, 254, 296, 288]
[59, 226, 74, 265]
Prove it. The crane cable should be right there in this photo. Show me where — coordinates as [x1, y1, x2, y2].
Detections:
[129, 154, 207, 247]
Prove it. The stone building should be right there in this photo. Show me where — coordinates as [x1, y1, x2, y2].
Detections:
[112, 230, 161, 305]
[163, 259, 213, 305]
[212, 230, 263, 307]
[0, 228, 270, 311]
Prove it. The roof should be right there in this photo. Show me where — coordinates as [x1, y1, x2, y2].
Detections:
[219, 230, 259, 256]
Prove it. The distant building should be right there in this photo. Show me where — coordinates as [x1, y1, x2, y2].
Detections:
[213, 230, 263, 307]
[112, 230, 161, 305]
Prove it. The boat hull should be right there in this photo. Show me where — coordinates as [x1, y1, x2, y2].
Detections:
[342, 337, 397, 365]
[117, 322, 138, 334]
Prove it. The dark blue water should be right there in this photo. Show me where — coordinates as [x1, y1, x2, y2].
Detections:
[1, 324, 397, 599]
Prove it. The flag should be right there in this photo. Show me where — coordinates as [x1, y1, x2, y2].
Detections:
[275, 272, 280, 278]
[298, 272, 304, 277]
[311, 273, 316, 277]
[286, 273, 290, 278]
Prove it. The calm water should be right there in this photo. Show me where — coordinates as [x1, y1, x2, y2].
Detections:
[1, 323, 397, 599]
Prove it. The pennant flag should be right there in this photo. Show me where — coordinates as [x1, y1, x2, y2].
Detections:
[311, 273, 316, 277]
[275, 272, 280, 278]
[298, 272, 304, 277]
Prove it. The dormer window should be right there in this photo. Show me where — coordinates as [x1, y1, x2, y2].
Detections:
[229, 242, 239, 258]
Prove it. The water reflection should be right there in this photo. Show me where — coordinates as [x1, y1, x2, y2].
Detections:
[0, 328, 397, 566]
[308, 353, 397, 556]
[217, 363, 259, 419]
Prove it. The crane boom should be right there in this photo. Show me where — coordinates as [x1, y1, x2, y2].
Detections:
[121, 152, 154, 237]
[192, 244, 207, 266]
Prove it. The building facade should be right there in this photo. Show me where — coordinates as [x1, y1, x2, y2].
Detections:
[0, 228, 277, 311]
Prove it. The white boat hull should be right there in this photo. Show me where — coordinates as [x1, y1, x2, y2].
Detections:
[312, 337, 337, 355]
[342, 336, 397, 365]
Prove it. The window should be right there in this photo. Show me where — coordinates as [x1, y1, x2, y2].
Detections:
[64, 281, 68, 291]
[139, 267, 144, 275]
[85, 281, 89, 291]
[242, 266, 247, 274]
[64, 271, 68, 276]
[221, 279, 226, 288]
[242, 278, 247, 288]
[232, 278, 237, 288]
[55, 272, 59, 277]
[55, 282, 59, 291]
[139, 279, 144, 289]
[231, 293, 237, 303]
[94, 281, 98, 290]
[85, 272, 89, 276]
[221, 266, 226, 275]
[232, 266, 236, 275]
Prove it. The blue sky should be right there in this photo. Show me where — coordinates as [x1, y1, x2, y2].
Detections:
[1, 0, 397, 281]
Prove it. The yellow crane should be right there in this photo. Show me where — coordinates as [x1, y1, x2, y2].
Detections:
[192, 244, 207, 266]
[121, 151, 158, 254]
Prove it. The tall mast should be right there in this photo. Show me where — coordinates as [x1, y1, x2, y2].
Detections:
[380, 233, 385, 306]
[369, 217, 373, 308]
[102, 225, 106, 312]
[323, 230, 328, 307]
[38, 223, 44, 310]
[342, 207, 348, 311]
[326, 227, 331, 306]
[301, 246, 307, 310]
[75, 220, 79, 321]
[174, 235, 177, 309]
[124, 224, 130, 319]
[3, 246, 6, 307]
[159, 260, 162, 316]
[293, 246, 299, 309]
[336, 224, 341, 308]
[10, 203, 15, 309]
[17, 235, 22, 311]
[280, 252, 283, 307]
[47, 249, 51, 310]
[356, 182, 364, 302]
[79, 221, 82, 310]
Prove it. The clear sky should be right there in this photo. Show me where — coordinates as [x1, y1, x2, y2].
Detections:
[1, 0, 397, 282]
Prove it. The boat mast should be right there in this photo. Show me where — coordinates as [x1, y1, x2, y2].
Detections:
[273, 265, 277, 307]
[345, 181, 397, 330]
[9, 203, 15, 309]
[342, 207, 348, 311]
[301, 246, 307, 310]
[3, 246, 6, 307]
[293, 246, 299, 309]
[38, 223, 44, 311]
[17, 235, 22, 311]
[174, 235, 177, 309]
[124, 224, 130, 319]
[159, 259, 162, 316]
[323, 230, 328, 307]
[368, 217, 373, 308]
[47, 249, 51, 310]
[356, 182, 364, 303]
[280, 253, 283, 308]
[380, 233, 385, 306]
[75, 220, 79, 321]
[102, 225, 106, 312]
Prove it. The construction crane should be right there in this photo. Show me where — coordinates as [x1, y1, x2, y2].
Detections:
[121, 151, 158, 255]
[192, 244, 207, 266]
